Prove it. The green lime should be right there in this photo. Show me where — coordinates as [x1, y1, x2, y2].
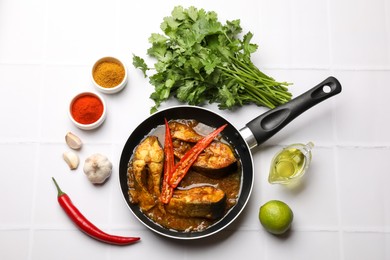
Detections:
[259, 200, 294, 235]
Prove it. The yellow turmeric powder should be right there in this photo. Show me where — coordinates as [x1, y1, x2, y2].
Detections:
[93, 61, 125, 88]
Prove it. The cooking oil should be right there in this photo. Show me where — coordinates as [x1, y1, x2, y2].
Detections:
[268, 142, 314, 184]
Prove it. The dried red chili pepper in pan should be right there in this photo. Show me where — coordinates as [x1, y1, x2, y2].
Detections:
[160, 118, 175, 204]
[52, 177, 140, 245]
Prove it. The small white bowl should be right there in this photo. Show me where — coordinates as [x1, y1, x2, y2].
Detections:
[91, 56, 128, 94]
[69, 92, 107, 130]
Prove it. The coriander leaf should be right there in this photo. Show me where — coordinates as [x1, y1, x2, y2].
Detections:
[225, 20, 242, 38]
[201, 54, 221, 75]
[132, 55, 149, 77]
[171, 6, 186, 21]
[147, 43, 167, 60]
[164, 16, 181, 30]
[192, 16, 221, 38]
[218, 84, 237, 108]
[189, 56, 202, 73]
[176, 30, 197, 49]
[160, 16, 181, 37]
[186, 6, 198, 21]
[176, 81, 207, 105]
[148, 33, 168, 44]
[242, 32, 258, 55]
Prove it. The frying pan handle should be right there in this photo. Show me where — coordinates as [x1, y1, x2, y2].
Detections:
[242, 76, 342, 148]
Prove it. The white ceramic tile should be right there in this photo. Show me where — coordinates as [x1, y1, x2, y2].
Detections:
[185, 230, 265, 260]
[334, 71, 390, 145]
[256, 0, 330, 68]
[290, 0, 330, 68]
[45, 0, 119, 64]
[31, 230, 109, 259]
[338, 147, 390, 229]
[103, 76, 154, 144]
[0, 65, 42, 142]
[108, 229, 184, 259]
[287, 146, 339, 229]
[330, 0, 390, 69]
[109, 189, 144, 229]
[39, 65, 106, 141]
[0, 144, 36, 227]
[343, 232, 389, 260]
[265, 231, 340, 260]
[258, 0, 293, 67]
[0, 230, 30, 260]
[0, 0, 45, 62]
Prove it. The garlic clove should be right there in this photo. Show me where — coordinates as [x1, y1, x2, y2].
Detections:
[63, 151, 80, 170]
[65, 132, 82, 150]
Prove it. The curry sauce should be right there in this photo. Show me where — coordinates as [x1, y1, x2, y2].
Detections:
[127, 120, 241, 232]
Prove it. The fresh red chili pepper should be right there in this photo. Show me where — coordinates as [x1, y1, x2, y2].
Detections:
[52, 177, 140, 245]
[160, 118, 175, 204]
[168, 124, 228, 188]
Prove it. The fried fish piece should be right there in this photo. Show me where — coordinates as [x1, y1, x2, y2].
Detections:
[169, 121, 203, 143]
[172, 140, 237, 177]
[128, 136, 164, 211]
[165, 186, 226, 220]
[169, 120, 237, 176]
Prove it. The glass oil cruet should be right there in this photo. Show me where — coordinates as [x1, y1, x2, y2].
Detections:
[268, 142, 314, 184]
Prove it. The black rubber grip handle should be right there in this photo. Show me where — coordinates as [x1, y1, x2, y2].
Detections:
[245, 76, 342, 146]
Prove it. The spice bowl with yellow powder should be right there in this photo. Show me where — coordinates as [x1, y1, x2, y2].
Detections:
[91, 56, 128, 94]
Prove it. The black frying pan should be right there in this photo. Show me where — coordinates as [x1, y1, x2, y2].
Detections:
[119, 76, 342, 239]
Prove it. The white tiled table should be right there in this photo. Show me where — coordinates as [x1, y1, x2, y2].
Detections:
[1, 0, 389, 259]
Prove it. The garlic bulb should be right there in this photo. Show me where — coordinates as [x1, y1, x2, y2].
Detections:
[83, 153, 112, 184]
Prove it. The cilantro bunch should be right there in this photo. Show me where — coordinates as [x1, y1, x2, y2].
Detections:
[133, 6, 292, 113]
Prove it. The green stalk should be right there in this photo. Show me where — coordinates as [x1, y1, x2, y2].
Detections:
[52, 177, 66, 197]
[217, 65, 259, 83]
[232, 56, 282, 86]
[233, 60, 292, 102]
[219, 62, 292, 108]
[222, 71, 276, 108]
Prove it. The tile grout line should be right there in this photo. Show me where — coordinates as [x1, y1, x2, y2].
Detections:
[333, 145, 345, 260]
[27, 144, 42, 260]
[258, 2, 270, 258]
[1, 60, 390, 71]
[325, 0, 345, 259]
[27, 0, 50, 259]
[105, 143, 116, 260]
[106, 3, 121, 259]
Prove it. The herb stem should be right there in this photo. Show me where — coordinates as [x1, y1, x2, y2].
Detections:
[133, 6, 292, 111]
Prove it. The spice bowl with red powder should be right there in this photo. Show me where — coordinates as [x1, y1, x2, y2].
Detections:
[69, 92, 107, 130]
[91, 56, 128, 94]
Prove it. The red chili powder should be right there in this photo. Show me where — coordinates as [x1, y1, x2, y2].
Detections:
[71, 94, 104, 124]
